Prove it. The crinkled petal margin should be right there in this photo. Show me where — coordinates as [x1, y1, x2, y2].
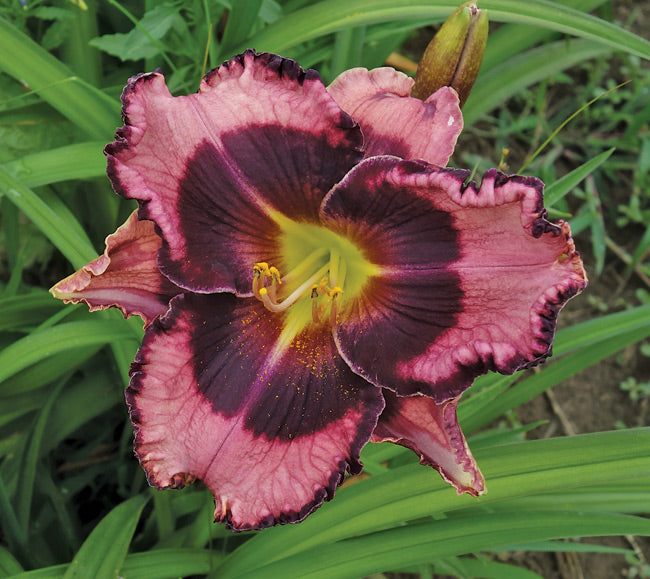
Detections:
[322, 157, 587, 403]
[105, 50, 363, 295]
[50, 211, 180, 326]
[127, 292, 384, 530]
[372, 390, 484, 495]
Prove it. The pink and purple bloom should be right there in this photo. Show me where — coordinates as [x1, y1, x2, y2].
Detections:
[52, 50, 587, 531]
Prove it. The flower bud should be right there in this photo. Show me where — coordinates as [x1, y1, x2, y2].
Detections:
[411, 2, 488, 106]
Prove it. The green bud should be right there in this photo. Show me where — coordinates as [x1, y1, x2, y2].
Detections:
[411, 2, 488, 106]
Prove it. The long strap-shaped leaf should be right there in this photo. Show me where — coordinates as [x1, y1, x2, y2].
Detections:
[5, 548, 220, 579]
[0, 321, 138, 385]
[217, 428, 650, 577]
[2, 142, 107, 189]
[0, 167, 96, 269]
[240, 0, 650, 60]
[62, 495, 147, 579]
[463, 38, 612, 125]
[236, 511, 650, 579]
[0, 17, 118, 139]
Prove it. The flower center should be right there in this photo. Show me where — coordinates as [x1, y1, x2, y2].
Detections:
[252, 249, 344, 325]
[251, 215, 379, 340]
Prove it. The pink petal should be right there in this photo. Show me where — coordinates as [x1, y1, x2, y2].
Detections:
[50, 211, 179, 326]
[328, 67, 462, 164]
[127, 293, 383, 530]
[372, 390, 484, 495]
[106, 51, 362, 295]
[401, 169, 588, 399]
[322, 157, 586, 403]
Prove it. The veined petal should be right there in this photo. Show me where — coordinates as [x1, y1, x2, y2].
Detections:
[408, 168, 587, 397]
[372, 390, 484, 495]
[50, 211, 179, 326]
[106, 50, 363, 295]
[323, 157, 586, 403]
[328, 67, 462, 164]
[127, 293, 383, 531]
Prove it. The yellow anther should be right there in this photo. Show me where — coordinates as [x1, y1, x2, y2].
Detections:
[254, 262, 331, 315]
[329, 286, 343, 299]
[252, 263, 270, 299]
[269, 266, 282, 285]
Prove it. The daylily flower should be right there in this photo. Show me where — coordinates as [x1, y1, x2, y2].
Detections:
[52, 50, 587, 531]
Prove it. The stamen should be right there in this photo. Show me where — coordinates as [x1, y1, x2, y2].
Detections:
[252, 262, 270, 299]
[256, 264, 330, 314]
[258, 287, 284, 313]
[269, 267, 282, 284]
[254, 262, 270, 275]
[328, 287, 343, 299]
[269, 266, 282, 301]
[318, 277, 329, 296]
[329, 287, 343, 325]
[311, 285, 321, 324]
[252, 248, 348, 325]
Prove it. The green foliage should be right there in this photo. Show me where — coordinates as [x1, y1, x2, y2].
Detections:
[620, 376, 650, 402]
[90, 4, 187, 61]
[1, 1, 649, 578]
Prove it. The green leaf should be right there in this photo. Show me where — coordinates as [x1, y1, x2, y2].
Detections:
[2, 565, 65, 579]
[217, 429, 650, 578]
[459, 304, 650, 431]
[491, 486, 650, 515]
[219, 0, 264, 56]
[544, 148, 615, 206]
[0, 321, 137, 386]
[480, 0, 611, 73]
[4, 548, 220, 579]
[0, 17, 118, 139]
[2, 142, 107, 188]
[0, 545, 24, 576]
[553, 304, 650, 355]
[41, 372, 123, 455]
[0, 166, 97, 268]
[90, 4, 182, 61]
[14, 380, 66, 534]
[0, 292, 63, 331]
[464, 39, 612, 125]
[240, 0, 650, 59]
[434, 557, 544, 579]
[0, 346, 101, 398]
[121, 548, 221, 578]
[0, 475, 28, 569]
[228, 510, 650, 579]
[62, 495, 148, 579]
[462, 322, 650, 432]
[497, 539, 631, 554]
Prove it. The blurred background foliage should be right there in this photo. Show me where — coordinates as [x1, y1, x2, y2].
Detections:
[0, 1, 649, 578]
